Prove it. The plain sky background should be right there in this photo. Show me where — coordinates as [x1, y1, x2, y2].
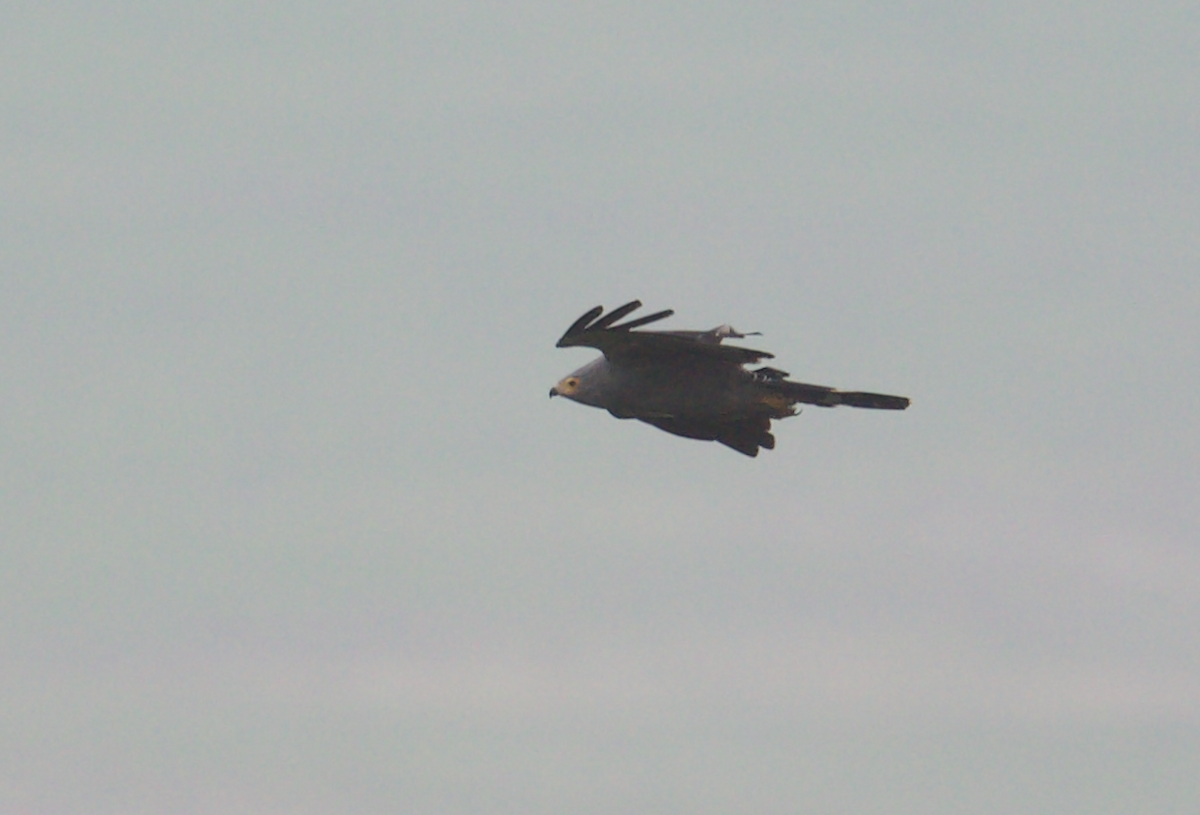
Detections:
[3, 2, 1199, 812]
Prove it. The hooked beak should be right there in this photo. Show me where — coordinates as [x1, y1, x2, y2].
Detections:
[548, 386, 559, 398]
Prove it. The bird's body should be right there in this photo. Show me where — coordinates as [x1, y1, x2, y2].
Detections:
[550, 301, 909, 456]
[568, 356, 747, 418]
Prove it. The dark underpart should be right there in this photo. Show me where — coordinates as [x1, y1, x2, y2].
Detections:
[643, 416, 775, 458]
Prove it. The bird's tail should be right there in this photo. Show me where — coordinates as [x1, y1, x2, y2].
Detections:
[832, 391, 910, 410]
[765, 380, 910, 410]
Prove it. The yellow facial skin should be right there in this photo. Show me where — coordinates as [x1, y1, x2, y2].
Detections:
[551, 376, 581, 397]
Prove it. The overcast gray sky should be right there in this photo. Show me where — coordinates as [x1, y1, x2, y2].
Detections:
[2, 2, 1199, 813]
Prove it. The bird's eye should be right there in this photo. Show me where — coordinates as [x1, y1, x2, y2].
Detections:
[567, 379, 578, 387]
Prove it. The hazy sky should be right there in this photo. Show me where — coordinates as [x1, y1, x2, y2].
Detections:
[3, 2, 1198, 813]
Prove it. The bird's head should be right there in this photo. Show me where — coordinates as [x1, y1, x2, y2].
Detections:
[548, 375, 581, 398]
[548, 358, 610, 408]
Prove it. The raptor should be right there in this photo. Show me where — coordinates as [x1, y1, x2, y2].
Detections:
[549, 301, 909, 456]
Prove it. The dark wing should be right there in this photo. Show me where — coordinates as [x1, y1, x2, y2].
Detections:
[556, 301, 774, 364]
[643, 415, 775, 457]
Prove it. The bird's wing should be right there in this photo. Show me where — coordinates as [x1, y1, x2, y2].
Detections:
[556, 301, 774, 364]
[642, 415, 775, 457]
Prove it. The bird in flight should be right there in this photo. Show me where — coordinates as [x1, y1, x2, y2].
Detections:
[549, 301, 909, 456]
